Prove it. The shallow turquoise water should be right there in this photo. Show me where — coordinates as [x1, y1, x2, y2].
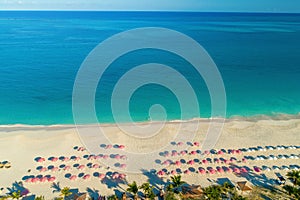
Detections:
[0, 11, 299, 124]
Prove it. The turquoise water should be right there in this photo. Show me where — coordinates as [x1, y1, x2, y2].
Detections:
[0, 11, 300, 124]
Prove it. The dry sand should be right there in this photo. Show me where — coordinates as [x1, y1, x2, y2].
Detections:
[0, 118, 299, 199]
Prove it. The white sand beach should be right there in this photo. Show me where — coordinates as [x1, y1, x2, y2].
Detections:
[0, 118, 299, 199]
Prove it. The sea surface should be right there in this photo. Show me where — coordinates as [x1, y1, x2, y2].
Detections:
[0, 11, 300, 125]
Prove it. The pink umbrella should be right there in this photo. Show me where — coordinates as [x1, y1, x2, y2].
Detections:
[106, 144, 112, 149]
[74, 156, 81, 161]
[177, 142, 184, 146]
[83, 174, 91, 180]
[163, 160, 171, 166]
[119, 173, 126, 179]
[171, 151, 178, 157]
[175, 160, 181, 167]
[120, 164, 127, 169]
[190, 151, 197, 155]
[39, 167, 47, 172]
[204, 150, 210, 155]
[64, 165, 71, 171]
[25, 178, 33, 183]
[171, 170, 176, 175]
[180, 150, 187, 155]
[224, 160, 231, 164]
[193, 142, 200, 147]
[99, 173, 106, 179]
[118, 145, 125, 149]
[214, 158, 220, 163]
[40, 176, 48, 182]
[112, 173, 119, 179]
[92, 164, 100, 169]
[78, 165, 85, 170]
[115, 154, 121, 159]
[217, 150, 223, 155]
[188, 160, 195, 165]
[164, 152, 170, 157]
[37, 158, 45, 163]
[50, 157, 58, 162]
[242, 158, 247, 163]
[32, 177, 40, 183]
[51, 167, 59, 172]
[217, 167, 224, 173]
[88, 155, 96, 160]
[209, 169, 216, 174]
[103, 155, 109, 159]
[184, 169, 190, 174]
[70, 175, 77, 180]
[78, 147, 85, 151]
[198, 168, 206, 174]
[236, 149, 242, 154]
[63, 157, 70, 162]
[233, 168, 240, 173]
[157, 170, 165, 176]
[202, 160, 208, 164]
[48, 176, 56, 182]
[120, 155, 127, 160]
[240, 167, 248, 173]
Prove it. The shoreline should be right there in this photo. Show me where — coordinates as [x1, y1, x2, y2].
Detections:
[0, 112, 299, 128]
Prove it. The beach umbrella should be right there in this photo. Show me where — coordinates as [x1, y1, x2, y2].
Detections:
[202, 160, 208, 164]
[214, 158, 220, 163]
[106, 144, 113, 149]
[112, 173, 119, 179]
[254, 167, 261, 173]
[175, 161, 181, 167]
[184, 169, 191, 174]
[157, 170, 165, 176]
[240, 167, 248, 173]
[48, 176, 56, 182]
[224, 160, 231, 164]
[40, 176, 48, 182]
[242, 158, 247, 163]
[119, 145, 125, 149]
[39, 167, 47, 172]
[70, 175, 77, 181]
[199, 168, 206, 174]
[115, 154, 121, 159]
[50, 157, 58, 162]
[83, 174, 91, 180]
[63, 157, 70, 162]
[120, 155, 127, 160]
[103, 155, 109, 159]
[177, 142, 184, 146]
[209, 169, 216, 174]
[25, 178, 33, 183]
[217, 150, 223, 155]
[233, 168, 240, 173]
[37, 158, 45, 163]
[172, 151, 178, 157]
[180, 150, 187, 155]
[120, 164, 127, 169]
[92, 164, 100, 169]
[74, 156, 81, 161]
[217, 167, 224, 173]
[99, 173, 106, 179]
[164, 152, 170, 157]
[163, 160, 171, 166]
[204, 150, 210, 155]
[64, 165, 71, 171]
[171, 170, 176, 175]
[190, 151, 197, 155]
[236, 149, 242, 154]
[193, 142, 200, 147]
[188, 160, 195, 165]
[78, 165, 85, 170]
[119, 173, 126, 179]
[51, 167, 59, 172]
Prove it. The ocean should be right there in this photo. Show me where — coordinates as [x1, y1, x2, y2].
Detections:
[0, 11, 299, 125]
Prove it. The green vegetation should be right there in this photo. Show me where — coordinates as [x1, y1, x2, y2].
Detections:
[127, 181, 139, 200]
[139, 182, 155, 200]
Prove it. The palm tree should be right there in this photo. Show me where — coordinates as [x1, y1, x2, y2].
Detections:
[60, 187, 72, 198]
[127, 181, 139, 200]
[35, 196, 45, 200]
[168, 175, 186, 194]
[286, 170, 300, 186]
[203, 185, 222, 200]
[139, 182, 155, 200]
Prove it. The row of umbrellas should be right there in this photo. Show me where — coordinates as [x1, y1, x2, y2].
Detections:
[25, 176, 56, 183]
[67, 172, 126, 181]
[36, 154, 128, 163]
[245, 153, 299, 161]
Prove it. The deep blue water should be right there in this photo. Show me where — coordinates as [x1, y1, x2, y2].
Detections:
[0, 11, 300, 124]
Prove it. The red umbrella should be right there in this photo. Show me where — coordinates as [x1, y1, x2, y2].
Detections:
[70, 175, 77, 180]
[119, 145, 125, 149]
[188, 160, 195, 165]
[190, 151, 197, 155]
[217, 150, 223, 155]
[217, 167, 224, 173]
[242, 158, 247, 163]
[184, 169, 190, 174]
[240, 167, 248, 173]
[254, 167, 261, 173]
[209, 169, 216, 174]
[99, 173, 106, 179]
[198, 168, 206, 174]
[157, 170, 165, 176]
[175, 160, 181, 167]
[193, 142, 200, 147]
[202, 160, 208, 164]
[233, 168, 240, 173]
[83, 174, 91, 180]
